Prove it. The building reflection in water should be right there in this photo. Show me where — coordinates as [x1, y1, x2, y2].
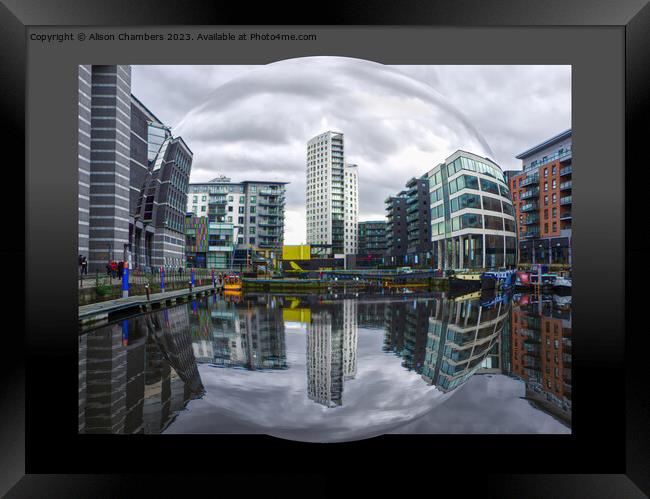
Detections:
[509, 293, 572, 425]
[79, 289, 572, 435]
[78, 305, 204, 434]
[383, 291, 511, 393]
[189, 295, 288, 371]
[304, 298, 359, 408]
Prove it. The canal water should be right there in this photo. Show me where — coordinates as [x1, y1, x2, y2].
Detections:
[78, 289, 571, 441]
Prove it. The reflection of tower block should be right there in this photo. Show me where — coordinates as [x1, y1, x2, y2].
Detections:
[342, 299, 358, 380]
[306, 311, 343, 408]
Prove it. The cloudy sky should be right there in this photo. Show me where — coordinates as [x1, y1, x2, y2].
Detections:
[132, 60, 571, 244]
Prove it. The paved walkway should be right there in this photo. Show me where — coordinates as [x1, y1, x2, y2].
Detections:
[78, 284, 216, 320]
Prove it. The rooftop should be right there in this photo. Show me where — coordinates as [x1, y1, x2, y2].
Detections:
[516, 129, 572, 159]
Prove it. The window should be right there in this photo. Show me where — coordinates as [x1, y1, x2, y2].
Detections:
[227, 216, 232, 222]
[201, 206, 206, 212]
[544, 182, 548, 192]
[193, 196, 198, 203]
[250, 196, 256, 204]
[249, 227, 256, 234]
[484, 215, 504, 230]
[464, 175, 479, 190]
[228, 206, 233, 212]
[250, 206, 256, 214]
[544, 196, 549, 206]
[238, 216, 244, 224]
[552, 193, 557, 203]
[504, 218, 516, 232]
[239, 196, 245, 203]
[202, 196, 206, 202]
[228, 196, 233, 202]
[460, 213, 482, 229]
[249, 216, 256, 223]
[544, 169, 548, 178]
[480, 178, 499, 195]
[238, 207, 245, 214]
[251, 186, 257, 193]
[249, 237, 255, 244]
[482, 196, 502, 213]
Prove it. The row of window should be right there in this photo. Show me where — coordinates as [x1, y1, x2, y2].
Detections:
[430, 174, 511, 204]
[430, 156, 507, 186]
[431, 214, 516, 235]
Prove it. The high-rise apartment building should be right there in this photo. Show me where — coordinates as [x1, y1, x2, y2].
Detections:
[187, 177, 287, 267]
[78, 65, 193, 272]
[510, 130, 572, 265]
[306, 131, 358, 256]
[427, 150, 516, 269]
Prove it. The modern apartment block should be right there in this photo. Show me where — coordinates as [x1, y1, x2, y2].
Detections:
[510, 130, 572, 265]
[306, 131, 358, 256]
[356, 221, 387, 267]
[427, 150, 517, 270]
[404, 175, 432, 266]
[187, 177, 287, 266]
[384, 194, 408, 266]
[78, 64, 193, 272]
[383, 175, 432, 267]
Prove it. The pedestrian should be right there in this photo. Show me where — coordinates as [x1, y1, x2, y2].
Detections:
[78, 255, 83, 275]
[81, 256, 88, 275]
[117, 261, 124, 280]
[106, 262, 111, 277]
[110, 260, 118, 278]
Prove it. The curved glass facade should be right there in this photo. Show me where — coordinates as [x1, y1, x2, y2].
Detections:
[427, 151, 517, 270]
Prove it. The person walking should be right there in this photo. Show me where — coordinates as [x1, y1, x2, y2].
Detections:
[110, 260, 118, 278]
[81, 256, 88, 275]
[117, 261, 124, 280]
[78, 255, 83, 276]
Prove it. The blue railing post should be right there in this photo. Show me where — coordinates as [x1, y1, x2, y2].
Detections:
[191, 268, 195, 288]
[122, 261, 129, 298]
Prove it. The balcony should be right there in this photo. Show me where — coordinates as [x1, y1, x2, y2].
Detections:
[523, 228, 540, 238]
[520, 188, 539, 200]
[560, 181, 572, 191]
[523, 214, 539, 225]
[560, 166, 572, 176]
[259, 188, 284, 196]
[560, 211, 572, 220]
[560, 196, 572, 205]
[520, 202, 539, 212]
[258, 197, 285, 207]
[520, 175, 539, 187]
[406, 203, 419, 214]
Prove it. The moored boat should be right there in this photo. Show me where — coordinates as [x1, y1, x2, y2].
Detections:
[223, 274, 242, 291]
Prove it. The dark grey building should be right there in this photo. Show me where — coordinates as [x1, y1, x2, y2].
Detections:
[355, 220, 386, 267]
[78, 65, 192, 272]
[384, 193, 408, 266]
[404, 175, 432, 266]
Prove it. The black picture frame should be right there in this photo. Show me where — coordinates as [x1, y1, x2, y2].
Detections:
[4, 0, 648, 496]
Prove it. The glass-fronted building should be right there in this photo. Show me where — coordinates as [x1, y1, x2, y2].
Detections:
[427, 150, 517, 270]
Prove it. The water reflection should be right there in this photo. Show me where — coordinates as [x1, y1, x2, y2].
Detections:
[78, 289, 572, 439]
